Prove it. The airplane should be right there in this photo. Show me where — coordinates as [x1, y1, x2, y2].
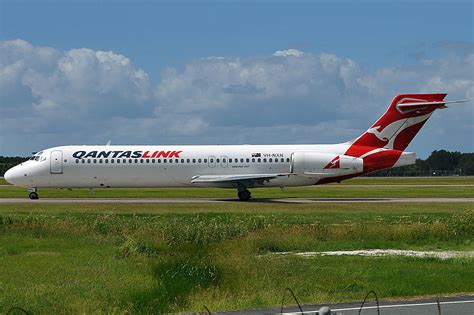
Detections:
[4, 93, 468, 201]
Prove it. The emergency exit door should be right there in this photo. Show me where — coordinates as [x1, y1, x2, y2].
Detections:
[50, 150, 63, 174]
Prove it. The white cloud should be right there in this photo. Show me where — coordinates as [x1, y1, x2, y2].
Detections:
[273, 49, 304, 57]
[1, 39, 473, 156]
[0, 40, 152, 121]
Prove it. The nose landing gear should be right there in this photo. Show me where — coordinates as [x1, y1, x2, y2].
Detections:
[28, 188, 39, 200]
[237, 189, 251, 201]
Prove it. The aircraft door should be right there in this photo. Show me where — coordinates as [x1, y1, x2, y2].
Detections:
[221, 156, 228, 168]
[50, 150, 63, 174]
[208, 155, 216, 168]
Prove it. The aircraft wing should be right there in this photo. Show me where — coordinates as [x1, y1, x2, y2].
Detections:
[190, 173, 290, 186]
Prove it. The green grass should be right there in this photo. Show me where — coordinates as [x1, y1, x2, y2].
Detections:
[1, 202, 473, 313]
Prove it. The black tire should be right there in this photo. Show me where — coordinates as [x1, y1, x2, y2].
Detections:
[29, 192, 39, 200]
[238, 189, 251, 201]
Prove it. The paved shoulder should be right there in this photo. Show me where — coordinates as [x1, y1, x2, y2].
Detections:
[0, 197, 474, 204]
[0, 198, 474, 204]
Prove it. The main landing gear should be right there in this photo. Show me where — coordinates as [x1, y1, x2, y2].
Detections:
[237, 189, 251, 201]
[28, 188, 39, 200]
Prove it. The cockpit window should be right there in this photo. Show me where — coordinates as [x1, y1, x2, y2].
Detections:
[29, 151, 45, 162]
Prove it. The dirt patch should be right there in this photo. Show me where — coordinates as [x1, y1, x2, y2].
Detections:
[273, 249, 474, 260]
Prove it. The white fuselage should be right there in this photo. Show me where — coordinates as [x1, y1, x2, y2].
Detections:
[6, 143, 358, 189]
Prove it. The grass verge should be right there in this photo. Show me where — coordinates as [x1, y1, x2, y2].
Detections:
[1, 202, 473, 313]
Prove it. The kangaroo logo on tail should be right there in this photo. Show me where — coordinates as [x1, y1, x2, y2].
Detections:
[345, 93, 450, 158]
[366, 126, 388, 142]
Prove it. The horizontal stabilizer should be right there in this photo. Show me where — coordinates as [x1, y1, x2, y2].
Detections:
[396, 99, 469, 113]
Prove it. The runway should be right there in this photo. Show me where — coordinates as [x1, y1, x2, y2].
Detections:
[219, 295, 474, 314]
[0, 197, 473, 204]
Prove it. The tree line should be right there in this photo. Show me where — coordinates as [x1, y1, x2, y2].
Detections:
[0, 149, 473, 176]
[369, 150, 474, 176]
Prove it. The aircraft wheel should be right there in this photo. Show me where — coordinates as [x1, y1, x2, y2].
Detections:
[29, 192, 39, 200]
[238, 189, 251, 201]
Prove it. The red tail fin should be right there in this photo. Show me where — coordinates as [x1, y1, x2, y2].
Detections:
[345, 93, 447, 157]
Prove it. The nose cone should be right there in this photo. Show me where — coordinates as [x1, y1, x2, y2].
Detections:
[4, 166, 22, 186]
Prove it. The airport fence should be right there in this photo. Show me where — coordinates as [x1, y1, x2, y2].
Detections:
[4, 287, 458, 314]
[198, 288, 447, 314]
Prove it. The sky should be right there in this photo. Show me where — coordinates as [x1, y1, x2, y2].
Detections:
[0, 0, 473, 158]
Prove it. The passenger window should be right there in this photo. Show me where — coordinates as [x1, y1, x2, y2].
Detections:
[146, 159, 149, 163]
[187, 159, 190, 163]
[286, 158, 290, 162]
[152, 159, 155, 163]
[246, 158, 249, 163]
[82, 159, 85, 164]
[105, 159, 108, 164]
[241, 158, 244, 163]
[263, 158, 267, 162]
[210, 159, 213, 163]
[117, 159, 120, 164]
[258, 158, 261, 162]
[198, 159, 202, 163]
[217, 158, 220, 163]
[204, 159, 208, 163]
[134, 159, 138, 163]
[223, 158, 226, 163]
[93, 159, 97, 164]
[111, 159, 114, 163]
[193, 159, 196, 163]
[269, 158, 273, 162]
[123, 159, 126, 163]
[75, 159, 79, 163]
[252, 158, 255, 163]
[140, 159, 144, 163]
[99, 159, 102, 163]
[281, 158, 284, 162]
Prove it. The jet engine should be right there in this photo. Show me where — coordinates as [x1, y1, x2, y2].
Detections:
[290, 152, 363, 176]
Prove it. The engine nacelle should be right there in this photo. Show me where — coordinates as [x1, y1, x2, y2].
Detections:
[290, 152, 363, 176]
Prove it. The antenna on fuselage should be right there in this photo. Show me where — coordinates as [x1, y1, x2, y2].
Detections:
[106, 140, 112, 146]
